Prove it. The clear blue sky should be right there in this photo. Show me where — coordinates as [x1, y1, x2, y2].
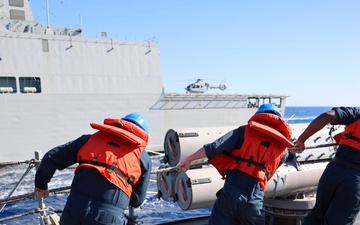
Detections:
[29, 0, 359, 106]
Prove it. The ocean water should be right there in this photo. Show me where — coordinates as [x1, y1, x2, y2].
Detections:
[284, 106, 334, 124]
[0, 106, 334, 225]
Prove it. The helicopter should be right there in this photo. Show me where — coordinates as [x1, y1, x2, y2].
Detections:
[184, 79, 227, 93]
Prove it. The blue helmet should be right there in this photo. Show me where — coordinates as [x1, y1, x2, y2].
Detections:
[255, 103, 282, 117]
[121, 112, 149, 133]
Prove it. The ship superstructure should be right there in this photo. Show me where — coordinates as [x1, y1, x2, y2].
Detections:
[0, 0, 287, 163]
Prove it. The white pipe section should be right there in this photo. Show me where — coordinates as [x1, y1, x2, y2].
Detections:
[156, 165, 178, 201]
[170, 160, 329, 210]
[265, 161, 328, 198]
[174, 165, 224, 210]
[158, 124, 344, 212]
[163, 126, 237, 166]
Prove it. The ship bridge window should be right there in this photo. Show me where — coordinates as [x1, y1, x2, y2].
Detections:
[9, 0, 24, 7]
[9, 9, 25, 21]
[261, 97, 281, 108]
[0, 77, 16, 94]
[19, 77, 41, 93]
[247, 98, 259, 108]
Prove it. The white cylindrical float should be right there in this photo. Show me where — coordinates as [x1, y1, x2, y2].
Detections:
[174, 165, 224, 210]
[163, 126, 236, 166]
[265, 161, 328, 198]
[156, 164, 179, 201]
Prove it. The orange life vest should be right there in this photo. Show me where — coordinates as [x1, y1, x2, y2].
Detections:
[208, 113, 293, 190]
[333, 119, 360, 150]
[75, 118, 149, 198]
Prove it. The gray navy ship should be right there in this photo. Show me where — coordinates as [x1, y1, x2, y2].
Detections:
[0, 0, 287, 162]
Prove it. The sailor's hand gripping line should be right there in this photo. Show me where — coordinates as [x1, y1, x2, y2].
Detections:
[288, 143, 338, 154]
[151, 162, 207, 174]
[34, 187, 50, 198]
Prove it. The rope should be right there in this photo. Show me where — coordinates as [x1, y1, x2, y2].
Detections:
[0, 143, 337, 205]
[0, 159, 38, 212]
[0, 159, 38, 168]
[304, 143, 338, 150]
[0, 209, 38, 222]
[151, 166, 178, 174]
[150, 161, 210, 174]
[289, 143, 338, 153]
[0, 207, 63, 223]
[151, 144, 339, 174]
[0, 186, 71, 205]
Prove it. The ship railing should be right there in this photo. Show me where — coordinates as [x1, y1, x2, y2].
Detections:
[150, 93, 287, 110]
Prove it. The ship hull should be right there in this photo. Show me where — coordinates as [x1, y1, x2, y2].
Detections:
[0, 31, 287, 161]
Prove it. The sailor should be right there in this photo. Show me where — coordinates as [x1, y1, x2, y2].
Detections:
[291, 107, 360, 225]
[34, 113, 152, 225]
[176, 103, 294, 225]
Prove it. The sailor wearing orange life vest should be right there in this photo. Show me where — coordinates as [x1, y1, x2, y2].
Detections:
[34, 113, 152, 225]
[291, 107, 360, 225]
[177, 103, 294, 225]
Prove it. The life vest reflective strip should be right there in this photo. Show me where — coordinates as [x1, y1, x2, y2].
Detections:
[208, 113, 293, 190]
[333, 119, 360, 150]
[75, 118, 148, 198]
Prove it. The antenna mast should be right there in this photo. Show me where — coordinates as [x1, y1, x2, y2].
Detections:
[46, 0, 50, 27]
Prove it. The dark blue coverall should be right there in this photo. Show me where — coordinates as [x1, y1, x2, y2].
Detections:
[203, 127, 289, 225]
[35, 134, 152, 225]
[304, 107, 360, 225]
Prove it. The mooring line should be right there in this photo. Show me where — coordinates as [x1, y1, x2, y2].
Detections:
[304, 143, 338, 150]
[0, 209, 38, 222]
[151, 166, 179, 174]
[0, 186, 71, 205]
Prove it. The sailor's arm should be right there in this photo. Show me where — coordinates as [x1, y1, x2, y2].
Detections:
[291, 110, 337, 153]
[177, 147, 207, 172]
[34, 134, 90, 198]
[176, 127, 244, 172]
[130, 151, 152, 208]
